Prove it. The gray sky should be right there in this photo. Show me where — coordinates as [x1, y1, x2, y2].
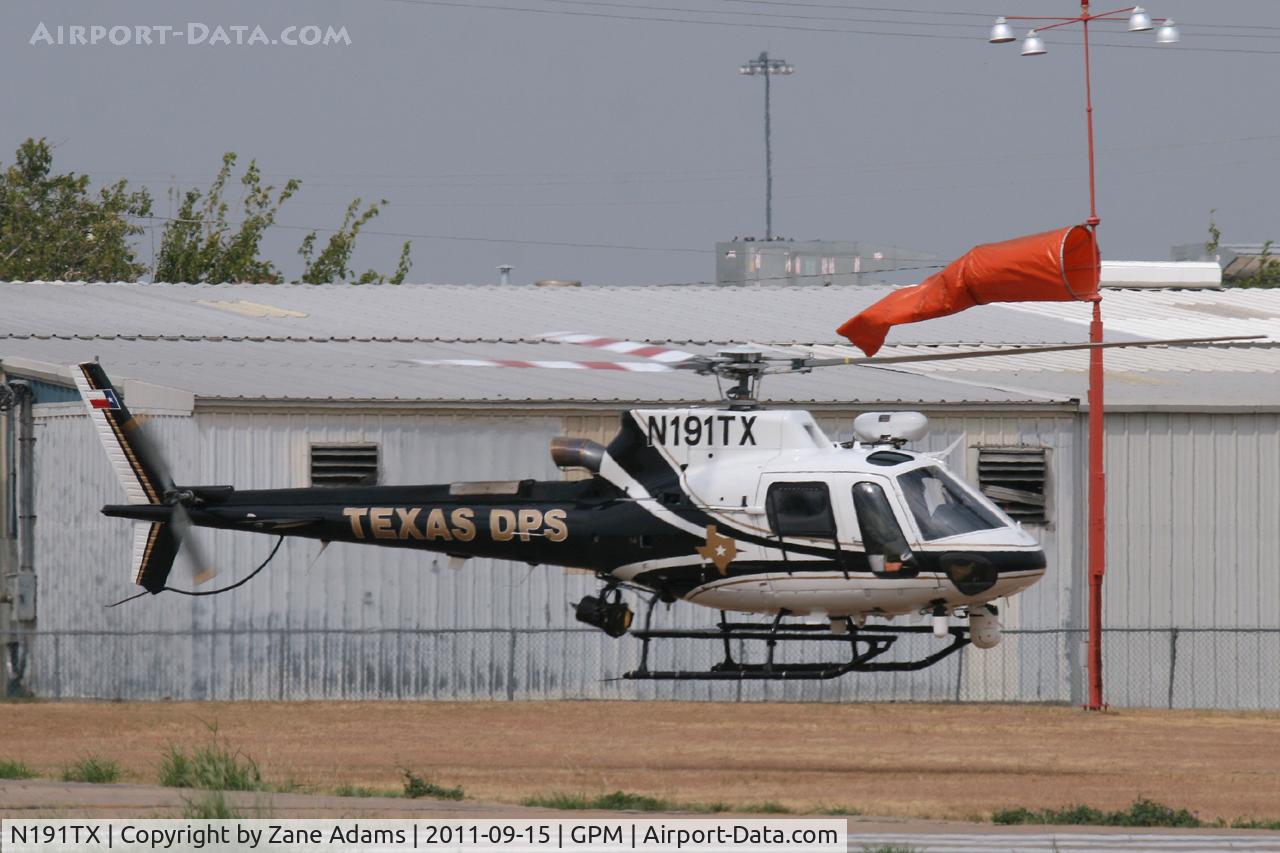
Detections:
[4, 0, 1278, 286]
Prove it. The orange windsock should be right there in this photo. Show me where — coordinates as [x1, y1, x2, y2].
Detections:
[837, 225, 1099, 356]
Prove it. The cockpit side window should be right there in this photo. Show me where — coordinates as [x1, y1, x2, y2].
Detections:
[766, 482, 836, 539]
[851, 482, 909, 556]
[898, 465, 1005, 540]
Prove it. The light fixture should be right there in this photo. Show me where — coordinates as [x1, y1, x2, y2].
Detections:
[739, 51, 793, 242]
[1128, 6, 1153, 32]
[1156, 18, 1180, 44]
[1021, 30, 1046, 56]
[989, 16, 1015, 44]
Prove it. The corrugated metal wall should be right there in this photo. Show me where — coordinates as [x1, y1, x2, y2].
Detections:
[22, 404, 1278, 707]
[0, 400, 16, 637]
[1102, 412, 1280, 709]
[1, 403, 14, 543]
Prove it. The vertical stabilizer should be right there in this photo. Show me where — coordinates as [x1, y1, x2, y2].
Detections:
[74, 363, 179, 592]
[72, 362, 170, 506]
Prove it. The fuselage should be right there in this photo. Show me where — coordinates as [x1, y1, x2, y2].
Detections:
[104, 406, 1046, 619]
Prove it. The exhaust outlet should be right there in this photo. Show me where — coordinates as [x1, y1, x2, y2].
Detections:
[550, 437, 605, 473]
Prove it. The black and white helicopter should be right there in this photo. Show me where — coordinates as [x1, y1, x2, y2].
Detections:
[75, 330, 1245, 680]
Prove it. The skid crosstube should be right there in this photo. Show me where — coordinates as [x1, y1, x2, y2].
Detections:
[623, 620, 971, 681]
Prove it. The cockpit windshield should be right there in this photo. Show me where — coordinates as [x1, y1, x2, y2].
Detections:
[897, 465, 1007, 540]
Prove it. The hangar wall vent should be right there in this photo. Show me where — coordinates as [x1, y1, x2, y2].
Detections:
[310, 443, 379, 487]
[977, 446, 1048, 524]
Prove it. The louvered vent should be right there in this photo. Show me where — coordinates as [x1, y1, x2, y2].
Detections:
[310, 444, 379, 487]
[977, 446, 1048, 524]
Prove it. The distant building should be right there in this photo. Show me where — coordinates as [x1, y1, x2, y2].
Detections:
[715, 238, 936, 287]
[719, 239, 1221, 289]
[1100, 260, 1220, 289]
[1173, 241, 1277, 284]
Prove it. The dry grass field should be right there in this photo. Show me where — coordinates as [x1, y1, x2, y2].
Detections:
[2, 701, 1278, 822]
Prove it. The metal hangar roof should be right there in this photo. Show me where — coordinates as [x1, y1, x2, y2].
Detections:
[1, 281, 1275, 410]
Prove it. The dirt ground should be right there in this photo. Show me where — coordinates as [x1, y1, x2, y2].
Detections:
[2, 701, 1278, 822]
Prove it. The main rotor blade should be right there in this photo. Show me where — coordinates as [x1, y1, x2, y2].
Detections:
[802, 335, 1267, 369]
[406, 358, 675, 372]
[540, 332, 700, 365]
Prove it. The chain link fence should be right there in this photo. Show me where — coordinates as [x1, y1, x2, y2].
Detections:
[9, 627, 1280, 709]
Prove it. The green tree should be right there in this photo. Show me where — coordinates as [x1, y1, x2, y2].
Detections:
[154, 153, 413, 284]
[298, 198, 412, 284]
[0, 138, 152, 281]
[1205, 208, 1221, 256]
[153, 153, 299, 283]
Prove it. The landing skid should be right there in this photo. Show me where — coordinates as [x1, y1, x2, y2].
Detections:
[624, 609, 970, 681]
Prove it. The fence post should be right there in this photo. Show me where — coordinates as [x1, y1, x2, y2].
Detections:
[506, 629, 517, 701]
[736, 638, 746, 703]
[1167, 628, 1179, 709]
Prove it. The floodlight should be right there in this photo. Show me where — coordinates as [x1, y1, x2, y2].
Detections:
[1128, 6, 1153, 32]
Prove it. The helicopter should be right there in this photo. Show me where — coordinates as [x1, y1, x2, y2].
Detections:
[73, 329, 1249, 681]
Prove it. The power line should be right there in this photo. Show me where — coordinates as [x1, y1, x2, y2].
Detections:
[567, 0, 1280, 36]
[710, 0, 993, 19]
[129, 211, 954, 285]
[128, 214, 953, 284]
[537, 0, 993, 30]
[713, 0, 1280, 36]
[84, 131, 1280, 193]
[376, 0, 1280, 53]
[132, 213, 711, 254]
[266, 145, 1280, 210]
[377, 0, 973, 40]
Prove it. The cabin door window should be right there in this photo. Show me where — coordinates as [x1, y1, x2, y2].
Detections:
[851, 481, 917, 577]
[764, 482, 838, 564]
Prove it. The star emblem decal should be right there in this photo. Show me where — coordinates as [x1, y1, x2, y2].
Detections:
[695, 524, 737, 575]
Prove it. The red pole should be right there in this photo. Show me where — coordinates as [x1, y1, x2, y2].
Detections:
[1082, 3, 1108, 711]
[1087, 301, 1106, 710]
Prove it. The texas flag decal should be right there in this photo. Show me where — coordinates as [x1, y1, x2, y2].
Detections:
[86, 388, 122, 410]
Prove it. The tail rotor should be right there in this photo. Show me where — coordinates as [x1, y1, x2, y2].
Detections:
[73, 362, 217, 592]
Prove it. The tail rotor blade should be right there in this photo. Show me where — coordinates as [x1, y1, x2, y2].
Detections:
[127, 415, 176, 494]
[171, 504, 217, 586]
